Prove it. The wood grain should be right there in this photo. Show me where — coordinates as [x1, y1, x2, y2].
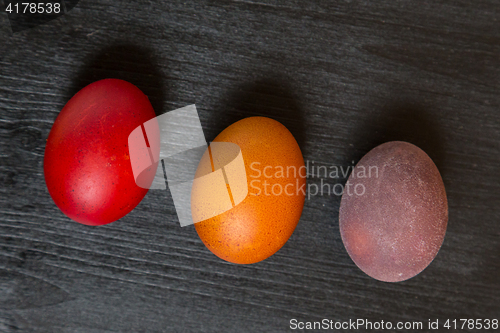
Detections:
[1, 0, 499, 332]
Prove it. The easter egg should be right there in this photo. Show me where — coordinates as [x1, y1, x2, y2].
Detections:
[339, 141, 448, 282]
[193, 117, 306, 264]
[44, 79, 157, 226]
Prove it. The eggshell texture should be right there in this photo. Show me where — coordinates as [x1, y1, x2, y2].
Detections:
[194, 117, 306, 264]
[339, 141, 448, 282]
[44, 79, 157, 226]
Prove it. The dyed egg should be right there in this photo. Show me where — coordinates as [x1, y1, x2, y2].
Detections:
[193, 117, 306, 264]
[339, 141, 448, 282]
[44, 79, 158, 226]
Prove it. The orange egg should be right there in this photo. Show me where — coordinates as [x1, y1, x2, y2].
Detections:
[193, 117, 306, 264]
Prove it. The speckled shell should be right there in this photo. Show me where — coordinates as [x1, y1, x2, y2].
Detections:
[194, 117, 306, 264]
[339, 141, 448, 282]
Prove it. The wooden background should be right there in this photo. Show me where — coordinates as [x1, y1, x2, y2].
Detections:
[1, 0, 499, 332]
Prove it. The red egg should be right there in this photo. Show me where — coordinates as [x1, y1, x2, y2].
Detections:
[44, 79, 157, 226]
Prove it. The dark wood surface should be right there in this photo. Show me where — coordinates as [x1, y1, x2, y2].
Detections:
[1, 1, 499, 332]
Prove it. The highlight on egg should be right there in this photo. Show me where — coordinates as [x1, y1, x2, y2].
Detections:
[339, 141, 448, 282]
[192, 117, 306, 264]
